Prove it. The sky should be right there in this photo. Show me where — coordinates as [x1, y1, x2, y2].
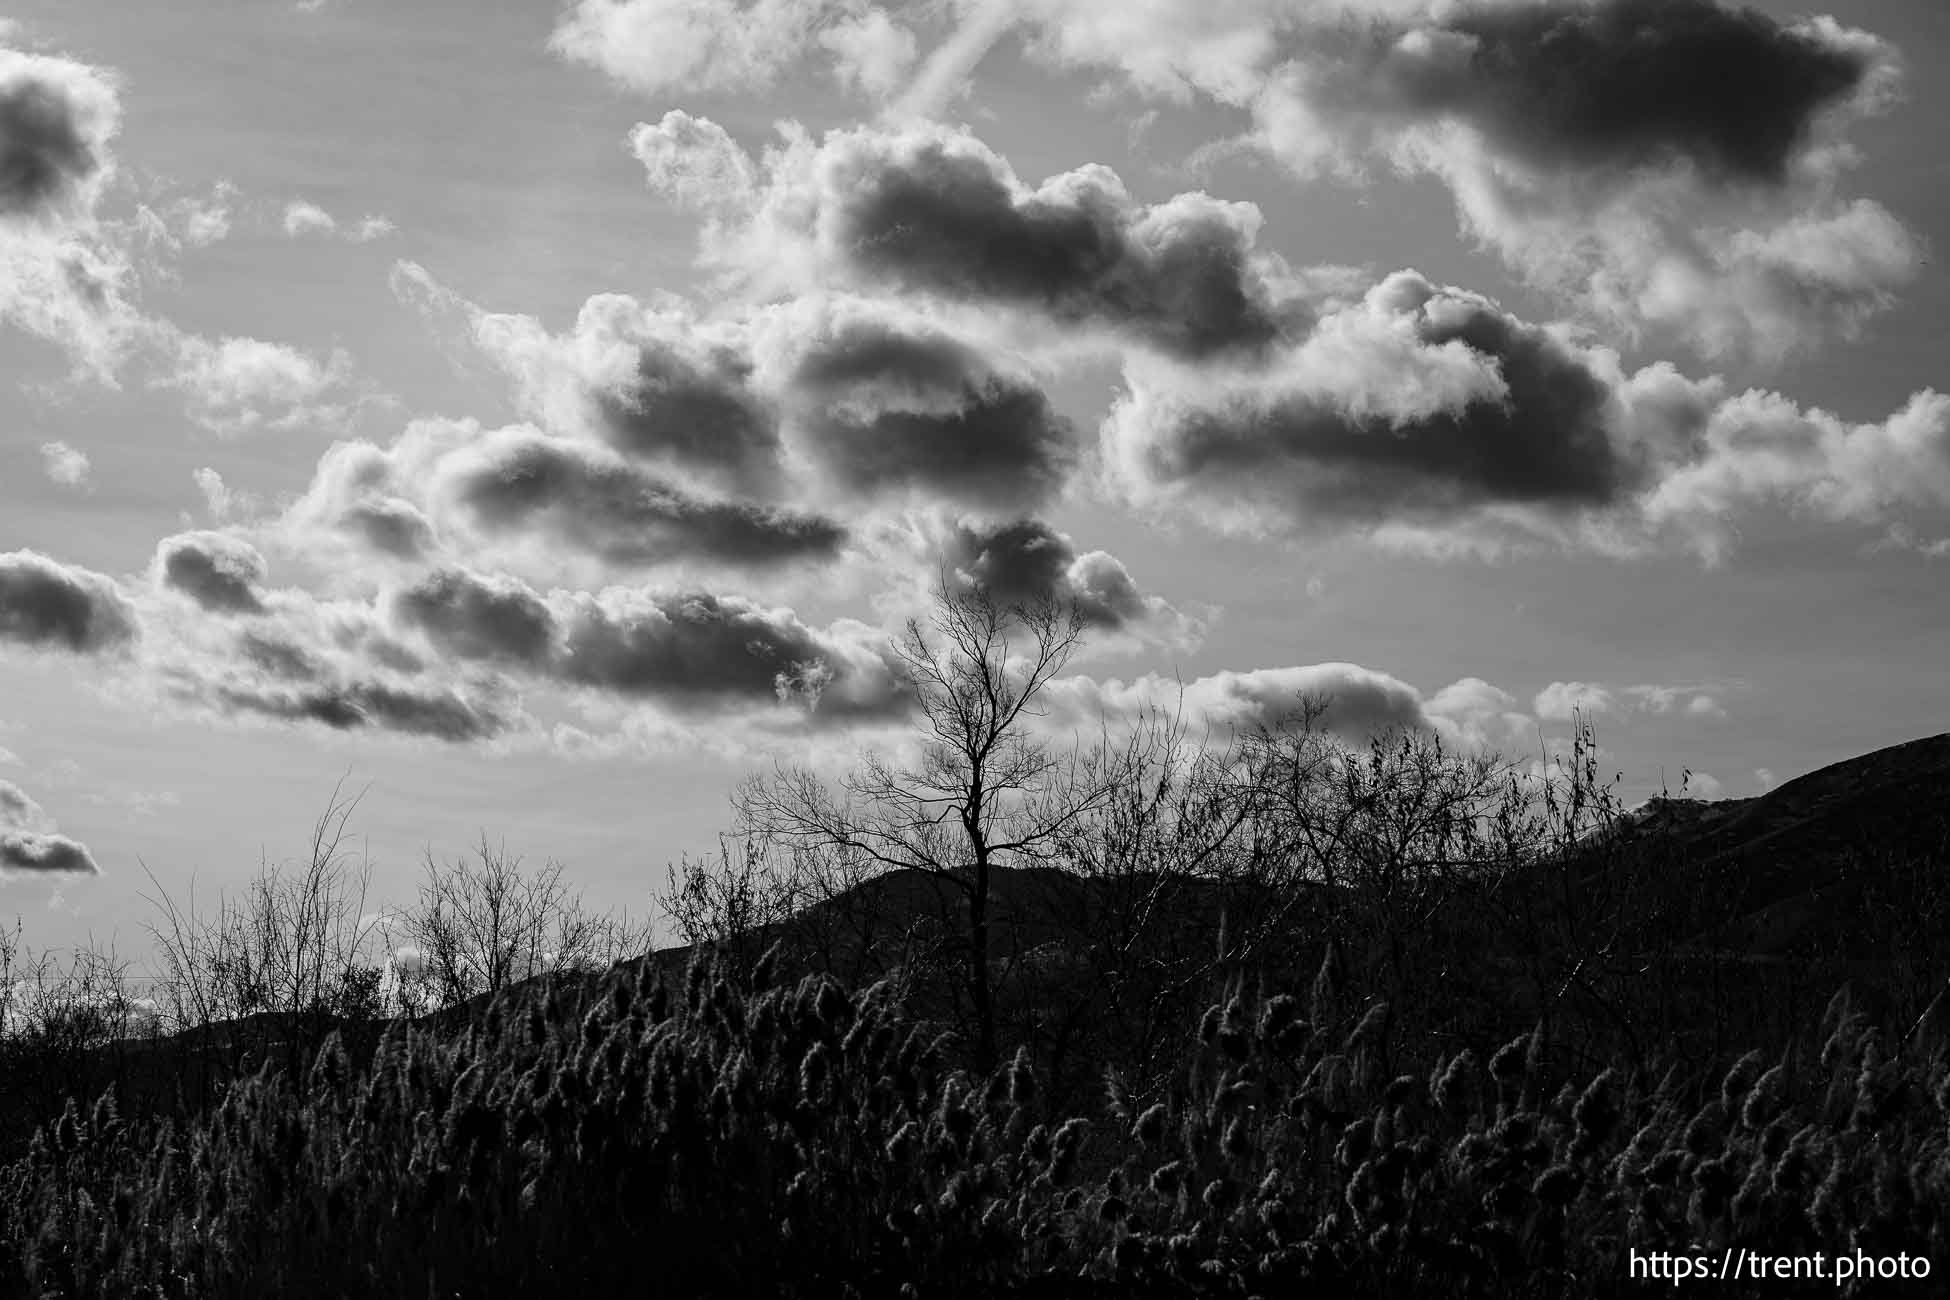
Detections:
[1, 0, 1946, 970]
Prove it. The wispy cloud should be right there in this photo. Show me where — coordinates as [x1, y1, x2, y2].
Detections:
[38, 439, 90, 488]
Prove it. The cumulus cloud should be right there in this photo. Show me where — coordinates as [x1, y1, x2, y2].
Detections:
[405, 264, 1085, 517]
[646, 118, 1308, 360]
[823, 7, 919, 99]
[131, 578, 524, 745]
[460, 286, 785, 496]
[39, 439, 89, 487]
[1101, 266, 1950, 558]
[274, 414, 849, 581]
[1014, 0, 1920, 359]
[195, 677, 514, 743]
[766, 299, 1079, 510]
[1290, 0, 1881, 186]
[0, 778, 100, 876]
[1641, 388, 1950, 561]
[937, 516, 1180, 634]
[274, 431, 444, 564]
[0, 550, 138, 654]
[1102, 270, 1660, 538]
[390, 567, 909, 719]
[0, 41, 151, 376]
[152, 531, 270, 616]
[156, 334, 356, 436]
[1532, 680, 1617, 723]
[430, 425, 847, 569]
[0, 44, 119, 224]
[630, 111, 759, 213]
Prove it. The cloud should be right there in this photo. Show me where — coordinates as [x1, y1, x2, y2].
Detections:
[630, 111, 759, 212]
[156, 334, 356, 436]
[1102, 270, 1660, 537]
[1681, 769, 1722, 798]
[390, 566, 909, 719]
[1015, 0, 1919, 359]
[0, 830, 98, 875]
[171, 183, 235, 247]
[1294, 0, 1880, 186]
[0, 41, 150, 377]
[938, 516, 1179, 634]
[408, 264, 1085, 516]
[1100, 266, 1950, 558]
[282, 199, 335, 237]
[0, 44, 120, 224]
[463, 286, 785, 496]
[274, 414, 848, 580]
[196, 677, 516, 744]
[193, 466, 256, 521]
[767, 299, 1078, 510]
[0, 551, 139, 654]
[390, 568, 555, 669]
[429, 425, 847, 570]
[136, 182, 236, 252]
[823, 8, 919, 99]
[0, 778, 99, 876]
[274, 431, 444, 564]
[890, 0, 1015, 119]
[283, 199, 394, 241]
[39, 439, 89, 487]
[1642, 388, 1950, 561]
[550, 0, 917, 99]
[152, 531, 270, 616]
[655, 119, 1308, 360]
[1050, 661, 1450, 744]
[1533, 679, 1728, 723]
[132, 579, 524, 745]
[1533, 680, 1617, 723]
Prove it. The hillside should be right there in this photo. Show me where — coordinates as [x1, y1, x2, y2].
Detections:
[1568, 732, 1950, 963]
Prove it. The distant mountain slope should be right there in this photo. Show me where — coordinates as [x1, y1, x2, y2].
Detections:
[1577, 732, 1950, 962]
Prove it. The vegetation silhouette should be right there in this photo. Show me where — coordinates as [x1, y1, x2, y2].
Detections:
[3, 584, 1948, 1297]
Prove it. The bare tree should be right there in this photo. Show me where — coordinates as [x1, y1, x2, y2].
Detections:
[140, 777, 388, 1082]
[396, 836, 652, 1012]
[0, 921, 150, 1147]
[735, 582, 1135, 1071]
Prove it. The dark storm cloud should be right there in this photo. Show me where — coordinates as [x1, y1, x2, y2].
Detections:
[0, 54, 112, 220]
[816, 128, 1295, 359]
[441, 431, 845, 567]
[0, 550, 138, 654]
[391, 569, 557, 669]
[589, 336, 782, 489]
[1128, 273, 1653, 525]
[788, 316, 1077, 510]
[1340, 0, 1876, 185]
[942, 519, 1150, 630]
[155, 532, 269, 616]
[0, 830, 99, 875]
